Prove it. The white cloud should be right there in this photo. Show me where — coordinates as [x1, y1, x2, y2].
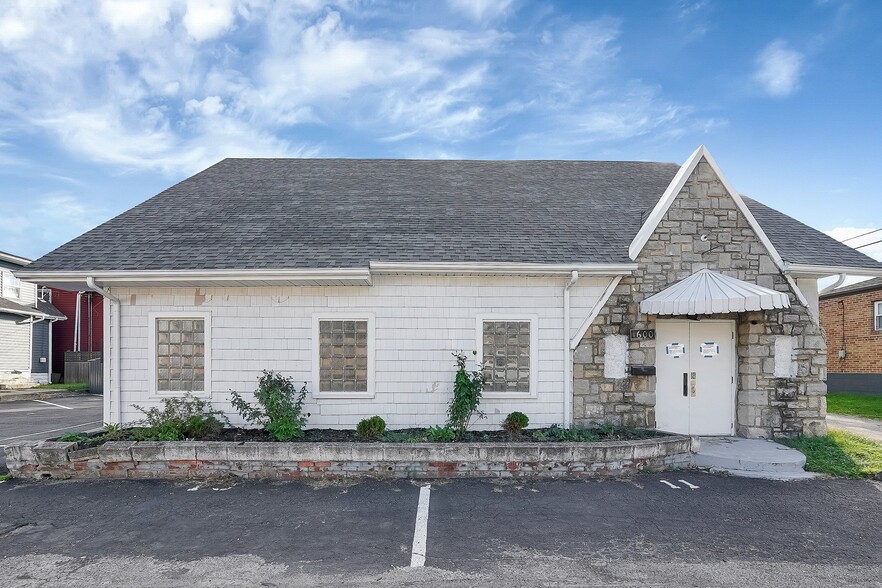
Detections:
[447, 0, 515, 22]
[183, 0, 236, 42]
[99, 0, 175, 37]
[754, 40, 805, 97]
[185, 95, 225, 116]
[0, 1, 700, 176]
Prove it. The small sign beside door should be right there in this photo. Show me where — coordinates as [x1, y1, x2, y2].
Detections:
[665, 342, 686, 358]
[699, 342, 720, 358]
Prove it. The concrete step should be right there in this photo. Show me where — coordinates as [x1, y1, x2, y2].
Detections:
[694, 437, 810, 479]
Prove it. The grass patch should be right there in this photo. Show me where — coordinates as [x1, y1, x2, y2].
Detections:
[0, 472, 11, 482]
[31, 382, 90, 391]
[779, 430, 882, 478]
[826, 393, 882, 421]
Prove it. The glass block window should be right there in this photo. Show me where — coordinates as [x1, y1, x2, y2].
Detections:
[156, 318, 205, 392]
[318, 320, 369, 393]
[482, 321, 531, 393]
[875, 301, 882, 331]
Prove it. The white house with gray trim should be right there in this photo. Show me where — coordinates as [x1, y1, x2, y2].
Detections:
[1, 251, 66, 387]
[18, 146, 882, 437]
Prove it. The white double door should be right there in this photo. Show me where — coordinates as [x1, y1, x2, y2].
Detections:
[655, 320, 735, 436]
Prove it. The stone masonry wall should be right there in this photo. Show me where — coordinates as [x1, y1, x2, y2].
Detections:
[573, 157, 827, 438]
[4, 438, 696, 481]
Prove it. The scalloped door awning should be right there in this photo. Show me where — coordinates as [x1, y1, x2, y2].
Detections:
[640, 268, 791, 315]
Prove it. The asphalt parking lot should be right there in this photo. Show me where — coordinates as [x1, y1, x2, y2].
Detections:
[2, 473, 881, 587]
[0, 395, 104, 471]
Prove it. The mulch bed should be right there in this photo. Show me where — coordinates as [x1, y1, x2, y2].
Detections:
[54, 426, 667, 445]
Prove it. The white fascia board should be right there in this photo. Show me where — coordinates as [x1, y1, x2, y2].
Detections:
[628, 145, 786, 271]
[783, 263, 882, 278]
[0, 251, 31, 266]
[369, 262, 637, 276]
[14, 267, 374, 285]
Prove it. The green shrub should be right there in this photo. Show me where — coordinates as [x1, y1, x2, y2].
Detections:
[356, 416, 387, 440]
[502, 411, 529, 436]
[57, 432, 89, 443]
[446, 351, 485, 438]
[230, 370, 309, 441]
[132, 394, 227, 441]
[426, 425, 456, 442]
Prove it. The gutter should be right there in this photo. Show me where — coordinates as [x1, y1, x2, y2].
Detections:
[783, 263, 882, 278]
[371, 262, 636, 276]
[563, 270, 579, 427]
[86, 277, 120, 424]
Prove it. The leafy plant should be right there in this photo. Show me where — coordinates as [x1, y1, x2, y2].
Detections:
[446, 351, 485, 438]
[101, 423, 124, 441]
[132, 393, 227, 441]
[57, 432, 89, 443]
[356, 416, 387, 440]
[502, 411, 529, 437]
[426, 425, 456, 442]
[230, 370, 309, 441]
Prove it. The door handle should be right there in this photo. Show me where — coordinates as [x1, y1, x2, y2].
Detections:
[683, 373, 688, 397]
[690, 372, 697, 397]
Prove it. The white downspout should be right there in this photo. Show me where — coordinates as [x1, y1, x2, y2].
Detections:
[818, 273, 846, 295]
[86, 278, 120, 424]
[563, 270, 579, 427]
[73, 291, 82, 352]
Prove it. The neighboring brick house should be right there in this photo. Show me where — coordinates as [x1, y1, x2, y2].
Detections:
[820, 278, 882, 394]
[17, 146, 882, 437]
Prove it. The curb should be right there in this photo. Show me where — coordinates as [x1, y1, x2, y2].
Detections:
[0, 390, 95, 403]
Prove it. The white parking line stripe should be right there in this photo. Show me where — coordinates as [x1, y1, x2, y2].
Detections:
[679, 480, 700, 489]
[0, 421, 103, 443]
[410, 485, 431, 567]
[660, 480, 680, 489]
[32, 400, 74, 410]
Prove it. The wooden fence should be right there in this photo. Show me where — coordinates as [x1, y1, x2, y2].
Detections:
[64, 351, 103, 394]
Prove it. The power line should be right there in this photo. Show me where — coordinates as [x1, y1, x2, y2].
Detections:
[855, 238, 882, 250]
[841, 228, 882, 243]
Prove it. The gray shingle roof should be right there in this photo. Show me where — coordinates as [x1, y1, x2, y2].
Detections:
[819, 277, 882, 299]
[0, 297, 66, 320]
[24, 158, 882, 273]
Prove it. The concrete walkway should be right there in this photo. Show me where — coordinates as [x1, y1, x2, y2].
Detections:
[827, 414, 882, 442]
[693, 437, 817, 480]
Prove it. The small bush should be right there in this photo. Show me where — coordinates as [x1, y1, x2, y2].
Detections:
[356, 416, 387, 440]
[132, 393, 227, 441]
[426, 425, 456, 442]
[502, 411, 529, 436]
[231, 370, 309, 441]
[57, 432, 89, 443]
[446, 351, 485, 438]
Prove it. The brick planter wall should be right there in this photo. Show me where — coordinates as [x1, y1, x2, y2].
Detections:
[4, 436, 697, 481]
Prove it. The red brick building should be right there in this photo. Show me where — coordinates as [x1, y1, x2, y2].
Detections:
[820, 277, 882, 394]
[48, 288, 103, 382]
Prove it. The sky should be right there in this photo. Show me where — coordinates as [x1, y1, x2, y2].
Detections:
[1, 0, 881, 269]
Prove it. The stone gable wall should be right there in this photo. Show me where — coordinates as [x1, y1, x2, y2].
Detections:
[573, 157, 827, 438]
